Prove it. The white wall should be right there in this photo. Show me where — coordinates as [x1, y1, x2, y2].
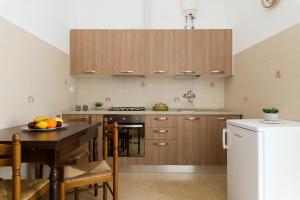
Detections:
[68, 0, 229, 29]
[227, 0, 300, 53]
[0, 0, 69, 52]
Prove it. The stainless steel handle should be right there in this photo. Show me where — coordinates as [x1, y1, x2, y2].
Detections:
[185, 117, 200, 121]
[153, 129, 168, 133]
[217, 117, 226, 121]
[82, 70, 96, 74]
[119, 124, 143, 128]
[120, 70, 134, 74]
[154, 117, 168, 121]
[154, 142, 168, 146]
[182, 70, 196, 74]
[211, 70, 225, 74]
[222, 129, 228, 149]
[153, 70, 167, 74]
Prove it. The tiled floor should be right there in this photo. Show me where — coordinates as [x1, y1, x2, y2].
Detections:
[62, 172, 227, 200]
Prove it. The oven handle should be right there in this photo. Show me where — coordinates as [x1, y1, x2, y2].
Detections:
[118, 124, 144, 128]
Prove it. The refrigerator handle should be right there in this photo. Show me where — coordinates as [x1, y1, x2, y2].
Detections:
[222, 129, 228, 149]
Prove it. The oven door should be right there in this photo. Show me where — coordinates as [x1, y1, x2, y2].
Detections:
[109, 123, 145, 157]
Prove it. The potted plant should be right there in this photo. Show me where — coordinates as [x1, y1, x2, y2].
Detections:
[263, 107, 279, 121]
[95, 101, 103, 110]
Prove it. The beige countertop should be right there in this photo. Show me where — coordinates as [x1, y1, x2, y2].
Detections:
[62, 109, 242, 116]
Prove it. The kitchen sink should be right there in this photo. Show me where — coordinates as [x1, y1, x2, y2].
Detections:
[176, 108, 227, 112]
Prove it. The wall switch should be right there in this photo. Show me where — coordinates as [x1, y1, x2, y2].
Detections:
[27, 96, 34, 103]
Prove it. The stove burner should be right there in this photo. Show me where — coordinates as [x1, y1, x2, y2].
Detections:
[108, 107, 146, 111]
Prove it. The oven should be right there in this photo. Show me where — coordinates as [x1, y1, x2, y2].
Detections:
[104, 115, 145, 157]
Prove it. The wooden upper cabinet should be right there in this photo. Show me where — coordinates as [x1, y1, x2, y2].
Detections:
[112, 30, 146, 75]
[94, 30, 115, 75]
[174, 30, 208, 76]
[146, 30, 174, 75]
[70, 30, 96, 75]
[206, 29, 232, 76]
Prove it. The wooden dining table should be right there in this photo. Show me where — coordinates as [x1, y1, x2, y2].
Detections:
[0, 122, 101, 200]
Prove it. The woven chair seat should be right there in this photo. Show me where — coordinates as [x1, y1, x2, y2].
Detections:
[0, 179, 48, 200]
[61, 147, 89, 164]
[64, 160, 112, 183]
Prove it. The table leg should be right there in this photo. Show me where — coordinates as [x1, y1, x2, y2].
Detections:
[94, 131, 99, 196]
[49, 165, 58, 200]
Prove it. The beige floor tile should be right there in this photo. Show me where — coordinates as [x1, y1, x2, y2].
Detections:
[42, 172, 227, 200]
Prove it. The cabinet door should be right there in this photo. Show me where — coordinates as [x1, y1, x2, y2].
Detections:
[177, 116, 208, 165]
[207, 29, 232, 76]
[146, 30, 174, 75]
[70, 30, 96, 75]
[207, 115, 241, 165]
[174, 30, 207, 76]
[145, 140, 176, 165]
[94, 30, 115, 75]
[113, 30, 146, 75]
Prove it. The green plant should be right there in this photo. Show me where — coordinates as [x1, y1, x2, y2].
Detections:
[262, 107, 279, 114]
[95, 101, 103, 107]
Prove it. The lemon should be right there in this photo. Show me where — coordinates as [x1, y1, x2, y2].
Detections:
[35, 121, 48, 129]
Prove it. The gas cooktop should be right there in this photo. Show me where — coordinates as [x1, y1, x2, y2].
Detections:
[107, 107, 146, 111]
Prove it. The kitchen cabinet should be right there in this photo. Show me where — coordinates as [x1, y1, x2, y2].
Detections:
[206, 29, 232, 76]
[145, 115, 176, 128]
[112, 30, 146, 75]
[206, 115, 241, 165]
[177, 116, 208, 165]
[145, 128, 177, 140]
[146, 30, 175, 75]
[70, 30, 96, 75]
[145, 140, 176, 165]
[174, 30, 208, 76]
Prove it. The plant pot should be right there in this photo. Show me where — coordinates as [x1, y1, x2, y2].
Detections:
[264, 113, 279, 121]
[95, 106, 102, 110]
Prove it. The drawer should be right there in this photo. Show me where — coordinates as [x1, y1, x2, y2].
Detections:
[145, 140, 176, 165]
[145, 115, 176, 128]
[145, 128, 177, 140]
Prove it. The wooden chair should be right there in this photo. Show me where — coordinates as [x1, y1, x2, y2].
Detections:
[0, 133, 49, 200]
[59, 118, 119, 200]
[35, 116, 94, 200]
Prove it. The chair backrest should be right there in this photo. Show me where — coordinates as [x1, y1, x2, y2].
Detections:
[103, 119, 118, 176]
[64, 116, 92, 124]
[0, 133, 21, 200]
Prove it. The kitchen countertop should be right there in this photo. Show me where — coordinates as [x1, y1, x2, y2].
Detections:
[62, 109, 242, 116]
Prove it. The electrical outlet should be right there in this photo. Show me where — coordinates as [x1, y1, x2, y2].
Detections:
[140, 81, 145, 87]
[27, 96, 34, 103]
[242, 96, 248, 103]
[275, 70, 282, 78]
[210, 82, 215, 87]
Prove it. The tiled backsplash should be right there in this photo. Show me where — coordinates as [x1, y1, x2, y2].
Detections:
[75, 76, 225, 109]
[226, 23, 300, 120]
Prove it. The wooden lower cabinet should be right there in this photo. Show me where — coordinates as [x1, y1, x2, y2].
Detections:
[177, 116, 208, 165]
[145, 140, 176, 165]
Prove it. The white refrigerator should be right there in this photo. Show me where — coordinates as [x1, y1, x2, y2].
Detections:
[224, 119, 300, 200]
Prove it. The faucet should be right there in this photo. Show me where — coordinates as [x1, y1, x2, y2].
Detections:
[183, 90, 196, 103]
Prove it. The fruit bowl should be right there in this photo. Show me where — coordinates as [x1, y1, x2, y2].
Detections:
[22, 116, 68, 131]
[21, 123, 69, 131]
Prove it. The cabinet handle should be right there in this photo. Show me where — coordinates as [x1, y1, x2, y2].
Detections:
[217, 117, 226, 121]
[153, 70, 167, 74]
[120, 70, 134, 74]
[82, 70, 96, 74]
[185, 117, 200, 121]
[154, 129, 168, 133]
[154, 142, 168, 146]
[182, 70, 196, 74]
[154, 117, 168, 121]
[222, 129, 228, 149]
[211, 70, 224, 74]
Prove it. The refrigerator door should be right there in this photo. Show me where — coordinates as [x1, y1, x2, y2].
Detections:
[227, 124, 261, 200]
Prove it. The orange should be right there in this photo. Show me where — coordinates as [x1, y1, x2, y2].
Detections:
[46, 119, 57, 129]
